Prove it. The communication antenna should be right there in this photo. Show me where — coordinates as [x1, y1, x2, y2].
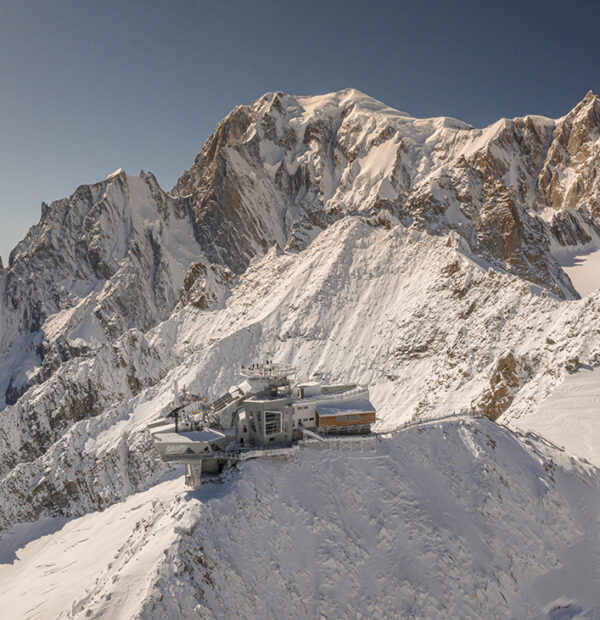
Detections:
[173, 379, 180, 408]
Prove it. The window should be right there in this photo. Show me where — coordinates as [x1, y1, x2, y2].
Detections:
[264, 411, 282, 436]
[348, 414, 360, 421]
[335, 415, 347, 422]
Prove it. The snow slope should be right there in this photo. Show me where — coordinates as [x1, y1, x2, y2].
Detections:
[512, 366, 600, 467]
[557, 247, 600, 296]
[0, 474, 183, 619]
[1, 418, 598, 619]
[2, 215, 600, 535]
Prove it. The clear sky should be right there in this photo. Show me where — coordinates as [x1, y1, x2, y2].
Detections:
[1, 0, 599, 264]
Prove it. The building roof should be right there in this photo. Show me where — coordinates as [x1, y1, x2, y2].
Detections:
[316, 399, 376, 418]
[153, 430, 225, 445]
[246, 395, 292, 404]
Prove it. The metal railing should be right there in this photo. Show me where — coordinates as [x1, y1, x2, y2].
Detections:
[239, 363, 296, 379]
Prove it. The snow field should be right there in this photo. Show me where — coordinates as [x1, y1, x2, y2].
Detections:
[0, 474, 184, 619]
[513, 366, 600, 467]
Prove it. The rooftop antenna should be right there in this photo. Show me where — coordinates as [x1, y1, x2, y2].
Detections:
[173, 379, 180, 408]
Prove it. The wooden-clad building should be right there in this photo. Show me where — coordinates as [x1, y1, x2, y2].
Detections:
[315, 398, 376, 435]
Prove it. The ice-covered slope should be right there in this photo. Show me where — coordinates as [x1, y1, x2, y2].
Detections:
[1, 418, 598, 619]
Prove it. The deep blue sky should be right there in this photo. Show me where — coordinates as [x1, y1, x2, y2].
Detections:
[1, 0, 599, 263]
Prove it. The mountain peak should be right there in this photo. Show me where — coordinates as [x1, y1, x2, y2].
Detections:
[250, 88, 413, 122]
[106, 168, 125, 180]
[570, 89, 599, 117]
[581, 89, 597, 104]
[296, 88, 413, 118]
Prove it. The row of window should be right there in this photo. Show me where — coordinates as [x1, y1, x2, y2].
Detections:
[334, 414, 361, 422]
[264, 411, 282, 436]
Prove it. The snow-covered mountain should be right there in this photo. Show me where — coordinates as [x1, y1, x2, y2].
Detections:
[1, 89, 600, 617]
[4, 88, 600, 410]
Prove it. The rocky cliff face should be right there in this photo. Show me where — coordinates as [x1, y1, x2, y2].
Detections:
[0, 171, 208, 408]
